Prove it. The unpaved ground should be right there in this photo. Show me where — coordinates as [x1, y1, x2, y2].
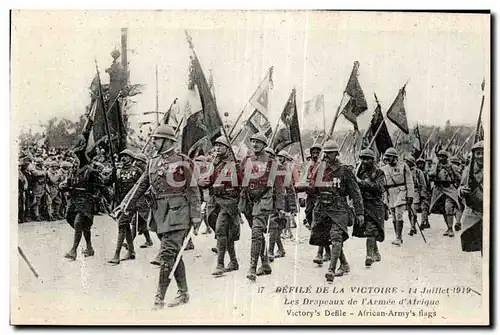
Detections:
[13, 210, 486, 325]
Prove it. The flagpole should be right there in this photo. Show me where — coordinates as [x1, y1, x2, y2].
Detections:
[293, 88, 306, 162]
[456, 132, 474, 156]
[418, 126, 436, 159]
[141, 98, 178, 153]
[338, 130, 350, 152]
[444, 126, 461, 151]
[228, 66, 274, 138]
[367, 93, 387, 150]
[466, 78, 486, 188]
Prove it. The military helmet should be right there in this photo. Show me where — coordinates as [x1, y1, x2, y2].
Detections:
[277, 150, 293, 161]
[264, 147, 275, 156]
[250, 132, 268, 146]
[359, 148, 375, 160]
[322, 140, 340, 153]
[119, 148, 135, 158]
[416, 158, 425, 164]
[195, 155, 207, 162]
[437, 150, 449, 158]
[384, 147, 398, 158]
[151, 124, 177, 141]
[61, 161, 73, 168]
[310, 142, 322, 151]
[214, 135, 231, 148]
[404, 155, 416, 165]
[471, 140, 484, 152]
[134, 153, 147, 163]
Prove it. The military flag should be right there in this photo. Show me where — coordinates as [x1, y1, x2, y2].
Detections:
[362, 94, 393, 158]
[412, 124, 422, 158]
[340, 61, 368, 132]
[302, 94, 325, 132]
[272, 88, 302, 155]
[387, 84, 410, 134]
[181, 110, 211, 157]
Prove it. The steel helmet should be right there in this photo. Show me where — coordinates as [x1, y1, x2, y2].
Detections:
[384, 147, 398, 158]
[214, 135, 231, 148]
[359, 148, 375, 160]
[250, 132, 268, 146]
[264, 147, 275, 156]
[405, 155, 416, 165]
[437, 150, 449, 158]
[119, 148, 135, 158]
[134, 153, 148, 163]
[322, 140, 340, 153]
[416, 158, 425, 165]
[471, 140, 484, 152]
[277, 150, 293, 161]
[151, 124, 177, 142]
[310, 142, 322, 151]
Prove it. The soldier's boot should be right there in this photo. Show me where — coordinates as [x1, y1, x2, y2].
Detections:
[140, 230, 154, 248]
[33, 204, 41, 221]
[442, 215, 451, 236]
[373, 242, 381, 262]
[268, 228, 277, 262]
[454, 211, 462, 231]
[392, 221, 403, 246]
[153, 262, 172, 310]
[225, 241, 239, 272]
[365, 237, 375, 267]
[185, 238, 195, 250]
[257, 237, 272, 276]
[391, 220, 398, 245]
[335, 250, 350, 276]
[150, 250, 162, 266]
[46, 202, 54, 221]
[246, 239, 260, 282]
[445, 215, 455, 237]
[64, 229, 82, 260]
[211, 247, 218, 254]
[108, 227, 126, 265]
[212, 237, 227, 276]
[168, 259, 190, 308]
[323, 245, 331, 262]
[408, 213, 417, 236]
[121, 226, 136, 261]
[275, 236, 286, 258]
[313, 246, 324, 265]
[325, 242, 342, 282]
[82, 230, 95, 257]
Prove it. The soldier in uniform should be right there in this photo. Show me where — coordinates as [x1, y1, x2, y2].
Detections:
[46, 160, 64, 220]
[18, 159, 29, 223]
[308, 140, 364, 282]
[458, 141, 483, 253]
[60, 138, 108, 260]
[428, 150, 461, 237]
[239, 133, 284, 281]
[450, 155, 465, 232]
[353, 149, 386, 266]
[380, 148, 414, 246]
[59, 161, 73, 219]
[416, 158, 431, 229]
[121, 124, 201, 309]
[28, 157, 47, 221]
[132, 152, 154, 249]
[404, 155, 427, 236]
[108, 149, 143, 265]
[199, 136, 241, 276]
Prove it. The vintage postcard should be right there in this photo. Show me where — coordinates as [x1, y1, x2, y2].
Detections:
[10, 10, 490, 325]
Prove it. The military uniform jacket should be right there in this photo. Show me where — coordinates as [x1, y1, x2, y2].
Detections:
[64, 164, 105, 218]
[47, 170, 63, 200]
[200, 156, 241, 207]
[240, 151, 285, 216]
[125, 148, 201, 234]
[29, 167, 47, 197]
[410, 166, 427, 204]
[459, 163, 483, 214]
[428, 162, 459, 212]
[356, 165, 386, 224]
[381, 162, 414, 208]
[116, 163, 143, 204]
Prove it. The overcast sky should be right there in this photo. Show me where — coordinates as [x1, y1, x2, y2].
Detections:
[11, 10, 490, 136]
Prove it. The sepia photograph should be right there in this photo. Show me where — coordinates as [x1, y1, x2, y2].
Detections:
[9, 9, 490, 325]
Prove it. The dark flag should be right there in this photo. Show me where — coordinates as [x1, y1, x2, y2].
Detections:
[341, 61, 368, 131]
[412, 125, 422, 158]
[387, 84, 409, 134]
[362, 98, 393, 157]
[181, 110, 210, 157]
[272, 89, 301, 153]
[187, 32, 223, 143]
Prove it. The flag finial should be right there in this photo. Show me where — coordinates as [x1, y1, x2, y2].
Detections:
[481, 78, 485, 91]
[185, 30, 194, 49]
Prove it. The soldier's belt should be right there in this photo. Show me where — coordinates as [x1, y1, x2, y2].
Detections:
[155, 193, 187, 200]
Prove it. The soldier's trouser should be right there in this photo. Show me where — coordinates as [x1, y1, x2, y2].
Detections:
[31, 195, 43, 219]
[47, 197, 61, 219]
[328, 223, 345, 272]
[215, 210, 238, 265]
[391, 205, 405, 239]
[366, 237, 376, 259]
[305, 196, 315, 224]
[18, 193, 25, 223]
[409, 203, 419, 229]
[456, 200, 465, 224]
[421, 201, 430, 226]
[155, 229, 189, 303]
[249, 215, 270, 271]
[444, 196, 457, 230]
[69, 213, 93, 252]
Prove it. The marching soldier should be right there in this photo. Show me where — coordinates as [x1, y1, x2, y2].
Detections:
[59, 161, 73, 219]
[416, 158, 431, 229]
[354, 149, 386, 266]
[458, 141, 483, 253]
[239, 132, 285, 281]
[199, 136, 241, 276]
[108, 149, 143, 265]
[450, 155, 465, 231]
[308, 140, 364, 282]
[60, 138, 108, 260]
[120, 124, 201, 309]
[46, 160, 64, 220]
[404, 155, 427, 236]
[380, 148, 414, 246]
[132, 152, 154, 249]
[428, 150, 461, 237]
[18, 159, 29, 223]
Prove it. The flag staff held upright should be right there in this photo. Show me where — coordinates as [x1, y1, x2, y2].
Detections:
[367, 93, 385, 149]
